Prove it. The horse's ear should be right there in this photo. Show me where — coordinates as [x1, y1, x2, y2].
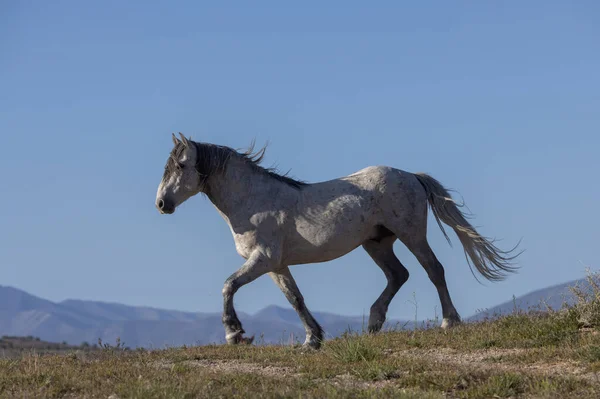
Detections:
[178, 132, 190, 147]
[172, 132, 179, 146]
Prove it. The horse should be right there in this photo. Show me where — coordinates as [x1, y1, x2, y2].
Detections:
[155, 133, 521, 349]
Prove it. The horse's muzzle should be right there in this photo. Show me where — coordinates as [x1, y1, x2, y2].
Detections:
[156, 198, 174, 214]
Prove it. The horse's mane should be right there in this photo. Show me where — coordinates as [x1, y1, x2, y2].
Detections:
[164, 139, 308, 189]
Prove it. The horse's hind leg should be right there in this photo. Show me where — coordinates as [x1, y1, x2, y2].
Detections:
[362, 235, 410, 333]
[399, 234, 461, 328]
[269, 267, 324, 349]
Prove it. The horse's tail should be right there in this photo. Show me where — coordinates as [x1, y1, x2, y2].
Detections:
[414, 172, 522, 282]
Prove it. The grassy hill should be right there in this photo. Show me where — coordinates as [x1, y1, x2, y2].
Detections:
[2, 273, 600, 398]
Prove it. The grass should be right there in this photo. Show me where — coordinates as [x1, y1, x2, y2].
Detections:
[3, 270, 600, 398]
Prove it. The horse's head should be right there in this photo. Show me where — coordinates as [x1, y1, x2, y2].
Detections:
[155, 133, 201, 214]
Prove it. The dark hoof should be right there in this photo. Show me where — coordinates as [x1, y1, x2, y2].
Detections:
[240, 335, 255, 345]
[368, 321, 384, 334]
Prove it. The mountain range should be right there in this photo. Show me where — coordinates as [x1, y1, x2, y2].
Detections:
[0, 277, 588, 349]
[467, 277, 588, 321]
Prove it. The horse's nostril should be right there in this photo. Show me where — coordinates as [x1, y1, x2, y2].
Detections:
[157, 199, 165, 209]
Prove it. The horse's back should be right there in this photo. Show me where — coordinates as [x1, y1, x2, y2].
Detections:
[341, 165, 423, 197]
[339, 165, 429, 232]
[300, 165, 424, 207]
[281, 165, 426, 265]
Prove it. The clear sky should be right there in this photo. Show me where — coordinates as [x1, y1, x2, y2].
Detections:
[1, 1, 599, 322]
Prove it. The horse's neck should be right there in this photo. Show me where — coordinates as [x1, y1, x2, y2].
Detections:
[205, 158, 281, 219]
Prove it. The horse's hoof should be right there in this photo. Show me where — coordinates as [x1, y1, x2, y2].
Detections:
[368, 322, 384, 334]
[240, 335, 255, 345]
[368, 313, 385, 334]
[302, 337, 322, 351]
[300, 343, 318, 352]
[226, 331, 254, 345]
[441, 317, 461, 329]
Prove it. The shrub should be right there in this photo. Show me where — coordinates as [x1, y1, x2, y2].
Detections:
[570, 268, 600, 329]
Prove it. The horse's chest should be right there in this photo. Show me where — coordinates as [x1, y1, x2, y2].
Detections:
[232, 232, 258, 259]
[230, 224, 283, 260]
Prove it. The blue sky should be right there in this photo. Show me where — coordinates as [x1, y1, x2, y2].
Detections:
[1, 1, 599, 322]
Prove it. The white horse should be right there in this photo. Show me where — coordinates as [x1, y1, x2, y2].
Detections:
[156, 133, 521, 349]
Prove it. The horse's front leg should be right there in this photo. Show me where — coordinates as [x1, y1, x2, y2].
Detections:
[269, 267, 324, 349]
[222, 249, 278, 345]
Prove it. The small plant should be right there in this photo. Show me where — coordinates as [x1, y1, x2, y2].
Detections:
[97, 337, 128, 351]
[408, 292, 419, 331]
[352, 361, 399, 381]
[326, 331, 380, 363]
[570, 268, 600, 329]
[473, 373, 526, 398]
[576, 345, 600, 363]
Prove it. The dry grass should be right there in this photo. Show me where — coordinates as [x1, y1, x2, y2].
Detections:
[3, 271, 600, 398]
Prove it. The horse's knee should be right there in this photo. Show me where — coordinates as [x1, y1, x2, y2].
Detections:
[222, 279, 239, 298]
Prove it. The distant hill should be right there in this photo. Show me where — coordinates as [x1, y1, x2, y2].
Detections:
[0, 285, 412, 349]
[0, 335, 99, 358]
[468, 278, 587, 321]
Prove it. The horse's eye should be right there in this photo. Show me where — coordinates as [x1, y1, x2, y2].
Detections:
[178, 163, 186, 170]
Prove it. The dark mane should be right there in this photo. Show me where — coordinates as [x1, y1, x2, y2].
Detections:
[232, 141, 309, 189]
[165, 140, 308, 190]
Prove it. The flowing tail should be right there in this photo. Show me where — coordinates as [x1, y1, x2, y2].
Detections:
[414, 172, 522, 282]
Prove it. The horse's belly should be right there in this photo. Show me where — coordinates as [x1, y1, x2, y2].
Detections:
[285, 213, 372, 265]
[285, 242, 364, 265]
